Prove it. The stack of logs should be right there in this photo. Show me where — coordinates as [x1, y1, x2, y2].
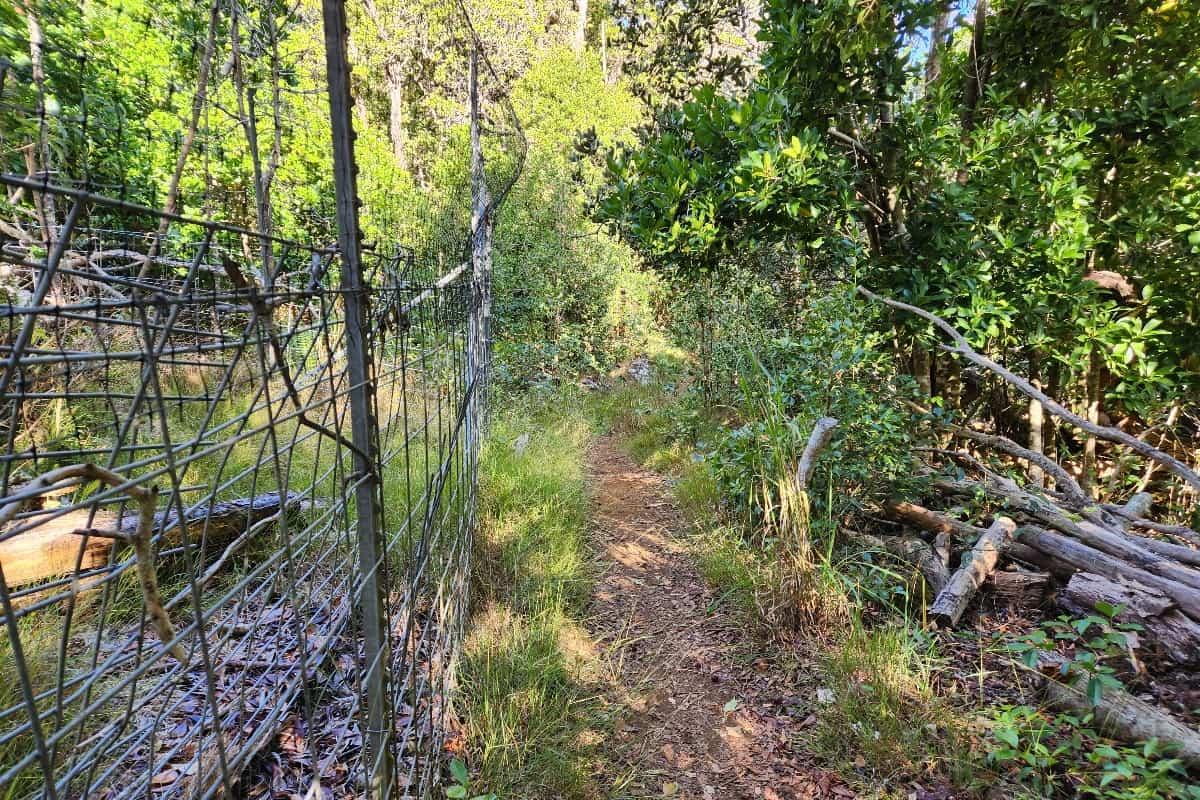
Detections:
[849, 287, 1200, 765]
[859, 455, 1200, 767]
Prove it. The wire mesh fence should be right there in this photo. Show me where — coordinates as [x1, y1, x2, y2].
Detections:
[0, 1, 523, 798]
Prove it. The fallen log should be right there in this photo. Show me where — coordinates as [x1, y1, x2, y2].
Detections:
[1041, 678, 1200, 769]
[929, 516, 1016, 626]
[0, 491, 301, 588]
[1007, 541, 1076, 579]
[935, 475, 1200, 593]
[988, 569, 1051, 609]
[1016, 526, 1200, 622]
[1127, 518, 1200, 546]
[1129, 535, 1200, 569]
[1058, 572, 1200, 665]
[884, 500, 980, 540]
[845, 530, 950, 594]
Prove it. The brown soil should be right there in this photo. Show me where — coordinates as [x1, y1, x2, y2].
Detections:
[585, 437, 852, 800]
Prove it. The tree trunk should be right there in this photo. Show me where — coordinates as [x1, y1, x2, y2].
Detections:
[1029, 359, 1046, 488]
[601, 18, 609, 81]
[961, 0, 988, 135]
[913, 342, 932, 396]
[386, 59, 408, 170]
[574, 0, 588, 53]
[20, 2, 59, 246]
[924, 1, 956, 86]
[1082, 343, 1103, 498]
[929, 516, 1015, 626]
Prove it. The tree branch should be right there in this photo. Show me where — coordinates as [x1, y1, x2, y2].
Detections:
[857, 286, 1200, 493]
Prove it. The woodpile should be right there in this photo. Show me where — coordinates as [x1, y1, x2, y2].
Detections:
[852, 288, 1200, 761]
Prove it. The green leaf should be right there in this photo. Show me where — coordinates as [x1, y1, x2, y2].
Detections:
[446, 787, 467, 799]
[449, 759, 469, 785]
[723, 698, 740, 713]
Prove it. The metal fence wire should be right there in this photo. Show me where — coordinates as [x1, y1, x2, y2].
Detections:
[0, 1, 524, 798]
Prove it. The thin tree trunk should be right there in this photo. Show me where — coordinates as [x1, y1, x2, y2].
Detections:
[1082, 344, 1102, 497]
[574, 0, 588, 53]
[925, 1, 956, 86]
[140, 0, 220, 279]
[601, 18, 609, 81]
[1029, 357, 1046, 488]
[961, 0, 988, 133]
[20, 2, 58, 246]
[386, 59, 408, 170]
[913, 342, 932, 396]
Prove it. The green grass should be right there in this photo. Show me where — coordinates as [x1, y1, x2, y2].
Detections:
[456, 392, 611, 799]
[810, 618, 966, 789]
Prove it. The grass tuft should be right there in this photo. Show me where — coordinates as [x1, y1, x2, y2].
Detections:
[811, 618, 965, 786]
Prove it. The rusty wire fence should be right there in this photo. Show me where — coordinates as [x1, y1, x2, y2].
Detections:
[0, 1, 523, 798]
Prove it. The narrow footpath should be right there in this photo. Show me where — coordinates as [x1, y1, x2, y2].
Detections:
[585, 437, 851, 800]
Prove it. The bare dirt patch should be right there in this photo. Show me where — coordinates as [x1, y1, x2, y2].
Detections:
[585, 437, 852, 799]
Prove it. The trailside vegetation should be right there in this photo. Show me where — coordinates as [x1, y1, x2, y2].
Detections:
[592, 0, 1200, 797]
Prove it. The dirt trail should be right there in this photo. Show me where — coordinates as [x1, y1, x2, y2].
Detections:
[586, 437, 850, 800]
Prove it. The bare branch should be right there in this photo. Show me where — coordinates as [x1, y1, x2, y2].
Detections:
[857, 285, 1200, 493]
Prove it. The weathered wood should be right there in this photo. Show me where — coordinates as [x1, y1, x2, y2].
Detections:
[988, 569, 1051, 609]
[1, 492, 300, 588]
[1041, 678, 1200, 768]
[0, 464, 184, 660]
[1117, 492, 1154, 529]
[795, 417, 839, 491]
[1059, 572, 1200, 665]
[845, 530, 951, 594]
[1129, 535, 1200, 569]
[1007, 541, 1076, 579]
[929, 516, 1016, 626]
[935, 475, 1200, 592]
[1017, 526, 1200, 622]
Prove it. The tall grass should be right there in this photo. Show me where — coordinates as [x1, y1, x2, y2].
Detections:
[456, 392, 609, 798]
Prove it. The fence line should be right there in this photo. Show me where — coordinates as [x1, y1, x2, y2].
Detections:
[0, 0, 524, 797]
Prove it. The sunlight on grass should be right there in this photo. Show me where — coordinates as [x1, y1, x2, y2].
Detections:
[812, 619, 966, 787]
[457, 394, 610, 799]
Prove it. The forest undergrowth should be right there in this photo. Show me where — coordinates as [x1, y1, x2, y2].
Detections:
[458, 348, 1200, 799]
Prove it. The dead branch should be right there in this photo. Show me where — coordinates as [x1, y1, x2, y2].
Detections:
[942, 422, 1089, 507]
[857, 286, 1200, 493]
[795, 416, 839, 491]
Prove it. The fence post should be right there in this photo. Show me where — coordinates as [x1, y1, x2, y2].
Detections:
[319, 2, 393, 798]
[467, 47, 492, 455]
